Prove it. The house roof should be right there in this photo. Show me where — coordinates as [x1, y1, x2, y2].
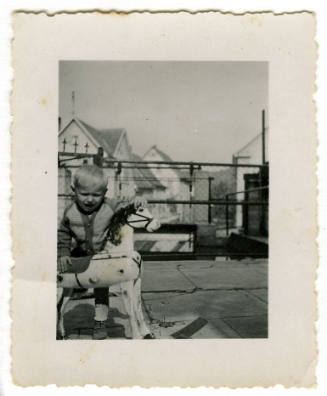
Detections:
[131, 153, 166, 191]
[234, 132, 264, 157]
[143, 145, 190, 183]
[143, 145, 174, 162]
[77, 118, 125, 158]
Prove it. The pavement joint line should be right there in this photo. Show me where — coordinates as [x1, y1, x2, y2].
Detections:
[143, 288, 197, 294]
[218, 313, 267, 320]
[179, 263, 214, 270]
[67, 288, 268, 299]
[142, 287, 268, 294]
[220, 318, 243, 338]
[239, 289, 268, 305]
[176, 264, 199, 289]
[141, 295, 155, 322]
[149, 312, 267, 322]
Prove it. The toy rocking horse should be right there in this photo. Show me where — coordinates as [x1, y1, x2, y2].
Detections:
[57, 204, 161, 339]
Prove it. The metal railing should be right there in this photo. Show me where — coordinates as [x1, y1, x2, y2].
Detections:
[58, 148, 269, 259]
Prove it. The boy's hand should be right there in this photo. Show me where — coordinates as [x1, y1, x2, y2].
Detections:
[133, 197, 147, 209]
[58, 256, 72, 273]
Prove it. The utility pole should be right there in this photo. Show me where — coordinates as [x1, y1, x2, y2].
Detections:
[262, 109, 266, 165]
[72, 91, 75, 118]
[261, 109, 267, 235]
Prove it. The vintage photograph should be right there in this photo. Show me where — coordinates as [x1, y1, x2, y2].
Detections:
[11, 12, 316, 386]
[57, 61, 269, 340]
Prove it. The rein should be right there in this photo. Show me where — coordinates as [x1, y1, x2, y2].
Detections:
[107, 204, 153, 245]
[126, 212, 153, 229]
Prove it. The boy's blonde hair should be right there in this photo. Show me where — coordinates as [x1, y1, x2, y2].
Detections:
[73, 164, 108, 190]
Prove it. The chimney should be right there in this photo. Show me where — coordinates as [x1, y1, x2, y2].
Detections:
[58, 117, 61, 131]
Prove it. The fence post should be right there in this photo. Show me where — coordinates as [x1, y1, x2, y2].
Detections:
[116, 161, 122, 197]
[189, 163, 194, 222]
[94, 147, 104, 168]
[208, 176, 213, 224]
[259, 167, 267, 236]
[225, 194, 229, 236]
[262, 109, 266, 165]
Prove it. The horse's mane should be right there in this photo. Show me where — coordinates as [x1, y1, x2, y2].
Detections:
[106, 204, 137, 246]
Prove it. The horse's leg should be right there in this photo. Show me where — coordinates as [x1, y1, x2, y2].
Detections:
[57, 287, 64, 306]
[57, 287, 64, 336]
[132, 266, 153, 338]
[120, 281, 142, 339]
[57, 288, 73, 339]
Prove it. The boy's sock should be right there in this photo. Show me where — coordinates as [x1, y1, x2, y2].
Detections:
[94, 287, 109, 320]
[94, 303, 109, 322]
[93, 288, 109, 339]
[93, 303, 108, 339]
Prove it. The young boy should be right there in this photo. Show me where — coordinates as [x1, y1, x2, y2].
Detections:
[57, 164, 145, 339]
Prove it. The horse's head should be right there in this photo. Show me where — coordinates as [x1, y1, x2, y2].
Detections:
[126, 206, 161, 232]
[107, 204, 160, 246]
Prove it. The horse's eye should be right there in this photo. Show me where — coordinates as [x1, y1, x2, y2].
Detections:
[138, 208, 144, 212]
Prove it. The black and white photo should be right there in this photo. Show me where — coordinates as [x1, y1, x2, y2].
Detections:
[57, 61, 269, 340]
[11, 11, 316, 387]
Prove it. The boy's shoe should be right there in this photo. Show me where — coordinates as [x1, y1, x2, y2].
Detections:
[93, 320, 107, 340]
[143, 333, 156, 339]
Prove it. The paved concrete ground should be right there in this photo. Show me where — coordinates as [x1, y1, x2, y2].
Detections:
[60, 258, 268, 339]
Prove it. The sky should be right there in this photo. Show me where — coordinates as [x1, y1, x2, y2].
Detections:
[59, 61, 268, 163]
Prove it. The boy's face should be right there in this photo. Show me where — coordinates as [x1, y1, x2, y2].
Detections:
[73, 179, 107, 214]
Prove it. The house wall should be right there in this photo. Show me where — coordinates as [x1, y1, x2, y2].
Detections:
[176, 181, 191, 223]
[114, 134, 136, 199]
[103, 168, 117, 199]
[234, 132, 269, 228]
[193, 175, 210, 224]
[143, 148, 193, 223]
[58, 167, 72, 223]
[58, 121, 101, 169]
[143, 149, 181, 197]
[59, 123, 137, 202]
[59, 121, 98, 155]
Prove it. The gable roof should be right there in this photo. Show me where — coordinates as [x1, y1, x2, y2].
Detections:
[143, 145, 174, 162]
[234, 132, 263, 157]
[58, 117, 126, 159]
[143, 145, 192, 183]
[131, 153, 166, 191]
[77, 119, 125, 158]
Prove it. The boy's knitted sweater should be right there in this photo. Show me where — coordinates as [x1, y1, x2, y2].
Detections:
[57, 197, 124, 257]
